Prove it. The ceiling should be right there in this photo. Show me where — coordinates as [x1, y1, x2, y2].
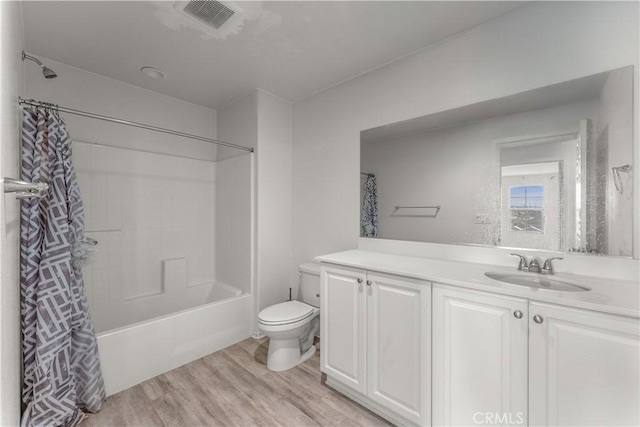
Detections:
[23, 1, 526, 110]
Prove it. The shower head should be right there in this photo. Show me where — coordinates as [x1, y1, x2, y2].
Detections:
[41, 66, 57, 79]
[22, 51, 57, 79]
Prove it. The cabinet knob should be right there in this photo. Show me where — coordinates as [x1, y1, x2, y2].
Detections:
[366, 280, 372, 286]
[533, 314, 544, 324]
[357, 278, 363, 284]
[513, 310, 523, 319]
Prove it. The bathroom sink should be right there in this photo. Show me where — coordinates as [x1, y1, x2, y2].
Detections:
[484, 272, 590, 292]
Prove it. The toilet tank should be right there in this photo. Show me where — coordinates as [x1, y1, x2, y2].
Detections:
[299, 262, 321, 308]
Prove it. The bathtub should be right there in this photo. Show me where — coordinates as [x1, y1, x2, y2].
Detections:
[96, 284, 253, 396]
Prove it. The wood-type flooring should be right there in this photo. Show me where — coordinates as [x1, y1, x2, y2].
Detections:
[82, 338, 391, 427]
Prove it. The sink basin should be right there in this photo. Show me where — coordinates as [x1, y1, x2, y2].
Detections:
[485, 272, 591, 292]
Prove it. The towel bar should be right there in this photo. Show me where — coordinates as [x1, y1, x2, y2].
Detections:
[391, 205, 441, 218]
[3, 177, 49, 199]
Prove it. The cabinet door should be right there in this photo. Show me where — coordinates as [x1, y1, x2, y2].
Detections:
[366, 273, 431, 425]
[529, 302, 640, 426]
[320, 265, 367, 394]
[433, 285, 528, 426]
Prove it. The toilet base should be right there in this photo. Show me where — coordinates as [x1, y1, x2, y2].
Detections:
[300, 344, 316, 364]
[266, 339, 316, 372]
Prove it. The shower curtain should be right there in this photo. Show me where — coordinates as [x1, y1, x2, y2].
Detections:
[361, 175, 379, 237]
[20, 108, 105, 427]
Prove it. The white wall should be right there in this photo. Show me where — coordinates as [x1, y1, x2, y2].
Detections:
[362, 100, 597, 248]
[293, 1, 640, 276]
[24, 58, 221, 333]
[216, 153, 253, 295]
[218, 89, 292, 335]
[215, 93, 258, 299]
[24, 58, 217, 160]
[595, 67, 634, 256]
[0, 2, 24, 424]
[256, 90, 293, 309]
[218, 92, 258, 151]
[217, 91, 259, 333]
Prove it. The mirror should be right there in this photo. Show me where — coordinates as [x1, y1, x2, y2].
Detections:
[361, 66, 634, 257]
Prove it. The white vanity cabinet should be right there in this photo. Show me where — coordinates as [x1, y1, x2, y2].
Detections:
[432, 285, 528, 426]
[433, 285, 640, 427]
[320, 264, 431, 426]
[528, 302, 640, 427]
[320, 265, 367, 394]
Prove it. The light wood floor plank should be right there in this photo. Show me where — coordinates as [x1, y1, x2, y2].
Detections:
[82, 338, 391, 427]
[160, 366, 232, 426]
[140, 375, 173, 402]
[221, 339, 271, 379]
[184, 359, 264, 426]
[83, 385, 165, 427]
[255, 397, 322, 427]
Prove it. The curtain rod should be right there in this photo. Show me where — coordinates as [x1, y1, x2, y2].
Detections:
[18, 97, 254, 153]
[360, 172, 374, 177]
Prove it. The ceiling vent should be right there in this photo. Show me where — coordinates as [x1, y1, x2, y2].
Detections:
[173, 1, 243, 32]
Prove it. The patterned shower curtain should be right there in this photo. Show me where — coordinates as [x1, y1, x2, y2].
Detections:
[360, 175, 379, 237]
[20, 108, 105, 427]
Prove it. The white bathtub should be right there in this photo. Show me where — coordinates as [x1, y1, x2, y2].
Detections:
[96, 287, 253, 396]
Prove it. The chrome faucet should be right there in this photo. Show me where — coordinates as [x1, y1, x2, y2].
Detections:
[542, 257, 563, 274]
[511, 253, 563, 274]
[528, 258, 541, 273]
[510, 253, 529, 271]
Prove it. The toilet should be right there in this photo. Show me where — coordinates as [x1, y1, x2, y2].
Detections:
[258, 262, 321, 371]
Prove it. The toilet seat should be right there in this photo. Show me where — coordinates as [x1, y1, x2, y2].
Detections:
[258, 300, 314, 326]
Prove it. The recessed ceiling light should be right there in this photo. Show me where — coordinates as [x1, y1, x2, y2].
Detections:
[140, 66, 165, 79]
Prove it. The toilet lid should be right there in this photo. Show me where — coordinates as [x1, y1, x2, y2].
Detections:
[258, 300, 314, 325]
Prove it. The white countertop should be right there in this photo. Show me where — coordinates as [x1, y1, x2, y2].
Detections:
[316, 250, 640, 318]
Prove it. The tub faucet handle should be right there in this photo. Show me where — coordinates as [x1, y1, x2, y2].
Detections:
[542, 257, 564, 274]
[510, 253, 528, 271]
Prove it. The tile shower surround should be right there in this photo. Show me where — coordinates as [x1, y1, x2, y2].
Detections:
[74, 142, 217, 332]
